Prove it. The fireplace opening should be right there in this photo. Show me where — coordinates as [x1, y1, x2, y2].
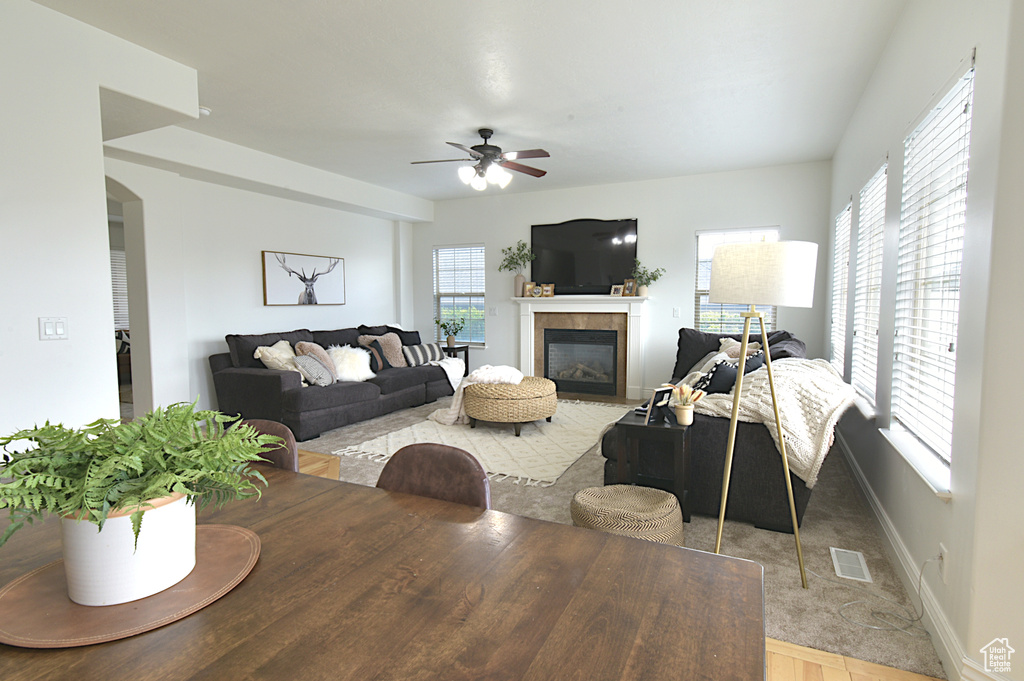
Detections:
[544, 328, 617, 396]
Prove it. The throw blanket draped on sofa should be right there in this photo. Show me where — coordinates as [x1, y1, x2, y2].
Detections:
[690, 358, 855, 488]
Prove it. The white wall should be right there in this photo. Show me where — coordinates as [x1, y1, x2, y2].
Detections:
[829, 1, 1023, 678]
[414, 161, 832, 390]
[0, 0, 197, 433]
[104, 158, 403, 413]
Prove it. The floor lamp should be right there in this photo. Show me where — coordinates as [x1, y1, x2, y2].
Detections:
[708, 241, 817, 589]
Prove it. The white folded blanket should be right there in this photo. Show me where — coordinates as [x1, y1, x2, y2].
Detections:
[428, 364, 524, 426]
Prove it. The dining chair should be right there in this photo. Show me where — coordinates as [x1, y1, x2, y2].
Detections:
[376, 443, 491, 509]
[240, 419, 299, 472]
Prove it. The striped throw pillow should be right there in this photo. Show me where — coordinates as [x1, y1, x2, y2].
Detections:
[403, 343, 445, 367]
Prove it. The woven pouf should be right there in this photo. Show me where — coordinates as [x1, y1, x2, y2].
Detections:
[570, 485, 684, 546]
[464, 376, 557, 436]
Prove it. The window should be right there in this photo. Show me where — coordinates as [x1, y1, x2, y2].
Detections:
[433, 245, 485, 344]
[694, 229, 780, 333]
[830, 205, 851, 374]
[851, 165, 887, 404]
[892, 68, 974, 463]
[110, 249, 129, 330]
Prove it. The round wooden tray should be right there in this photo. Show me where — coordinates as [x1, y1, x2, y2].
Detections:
[0, 524, 260, 648]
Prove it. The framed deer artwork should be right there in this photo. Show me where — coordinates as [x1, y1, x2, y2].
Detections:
[262, 251, 346, 305]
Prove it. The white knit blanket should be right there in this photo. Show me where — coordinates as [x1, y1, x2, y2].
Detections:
[428, 364, 525, 426]
[693, 358, 855, 488]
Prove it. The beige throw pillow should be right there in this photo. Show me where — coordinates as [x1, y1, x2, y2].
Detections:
[357, 333, 406, 367]
[294, 341, 337, 381]
[253, 340, 300, 374]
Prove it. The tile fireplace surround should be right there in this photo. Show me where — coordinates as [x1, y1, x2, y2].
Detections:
[515, 295, 648, 399]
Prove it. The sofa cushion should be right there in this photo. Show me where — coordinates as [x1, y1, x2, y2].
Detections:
[358, 324, 390, 336]
[694, 351, 766, 394]
[359, 333, 406, 367]
[671, 327, 803, 379]
[293, 354, 335, 386]
[387, 326, 422, 346]
[362, 339, 393, 372]
[253, 340, 302, 375]
[369, 365, 441, 394]
[403, 343, 444, 367]
[312, 328, 360, 349]
[282, 380, 380, 412]
[227, 329, 313, 368]
[327, 345, 376, 382]
[294, 341, 337, 381]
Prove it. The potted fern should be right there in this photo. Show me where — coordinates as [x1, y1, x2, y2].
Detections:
[498, 239, 536, 297]
[0, 402, 275, 606]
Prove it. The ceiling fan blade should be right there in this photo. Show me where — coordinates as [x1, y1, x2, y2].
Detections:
[447, 142, 483, 158]
[504, 149, 550, 160]
[410, 158, 475, 164]
[500, 160, 547, 178]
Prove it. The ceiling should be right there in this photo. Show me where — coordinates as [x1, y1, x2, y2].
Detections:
[36, 0, 905, 202]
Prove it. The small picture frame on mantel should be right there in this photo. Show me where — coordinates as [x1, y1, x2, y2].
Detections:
[622, 278, 637, 296]
[541, 284, 555, 297]
[610, 284, 624, 296]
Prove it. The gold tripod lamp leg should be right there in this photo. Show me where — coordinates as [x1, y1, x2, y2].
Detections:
[714, 307, 808, 589]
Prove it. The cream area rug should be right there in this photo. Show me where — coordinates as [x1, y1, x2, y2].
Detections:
[333, 400, 630, 486]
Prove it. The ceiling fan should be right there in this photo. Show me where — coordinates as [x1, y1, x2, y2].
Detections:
[412, 128, 549, 190]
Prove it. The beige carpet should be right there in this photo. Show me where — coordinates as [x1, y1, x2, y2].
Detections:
[301, 397, 947, 679]
[332, 400, 629, 485]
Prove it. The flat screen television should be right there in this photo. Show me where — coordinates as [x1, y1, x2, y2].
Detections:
[530, 218, 637, 295]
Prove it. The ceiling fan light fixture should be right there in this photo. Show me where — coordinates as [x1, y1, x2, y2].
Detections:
[486, 163, 513, 188]
[457, 165, 476, 185]
[469, 173, 487, 191]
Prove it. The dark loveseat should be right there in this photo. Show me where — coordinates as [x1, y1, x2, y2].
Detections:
[601, 328, 812, 533]
[209, 326, 454, 441]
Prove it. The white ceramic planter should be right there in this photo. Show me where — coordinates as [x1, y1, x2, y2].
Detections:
[60, 493, 197, 606]
[674, 404, 694, 426]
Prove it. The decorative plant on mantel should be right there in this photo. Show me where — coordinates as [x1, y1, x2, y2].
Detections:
[0, 401, 274, 548]
[498, 239, 536, 296]
[632, 258, 666, 289]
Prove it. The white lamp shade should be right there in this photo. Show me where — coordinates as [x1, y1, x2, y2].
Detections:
[457, 165, 476, 185]
[709, 241, 818, 308]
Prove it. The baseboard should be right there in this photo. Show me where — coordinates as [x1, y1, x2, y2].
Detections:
[835, 431, 996, 681]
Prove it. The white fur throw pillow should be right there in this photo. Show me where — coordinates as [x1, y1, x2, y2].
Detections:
[253, 340, 301, 374]
[328, 345, 376, 382]
[357, 333, 406, 367]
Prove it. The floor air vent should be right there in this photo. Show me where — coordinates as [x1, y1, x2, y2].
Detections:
[830, 547, 873, 582]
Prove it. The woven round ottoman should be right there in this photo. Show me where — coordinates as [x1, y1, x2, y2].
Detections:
[570, 485, 684, 546]
[464, 376, 557, 436]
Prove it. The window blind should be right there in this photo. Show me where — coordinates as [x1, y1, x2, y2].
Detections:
[851, 165, 887, 403]
[830, 204, 851, 375]
[892, 68, 974, 463]
[694, 229, 779, 334]
[110, 249, 130, 331]
[433, 245, 486, 344]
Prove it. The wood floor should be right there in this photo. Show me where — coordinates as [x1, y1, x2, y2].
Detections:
[295, 451, 942, 681]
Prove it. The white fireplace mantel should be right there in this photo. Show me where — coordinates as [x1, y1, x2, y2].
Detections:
[514, 295, 648, 399]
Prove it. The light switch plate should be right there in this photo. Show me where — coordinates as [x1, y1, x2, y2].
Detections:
[39, 317, 69, 340]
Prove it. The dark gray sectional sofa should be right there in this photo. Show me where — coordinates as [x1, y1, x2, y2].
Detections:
[601, 327, 812, 533]
[209, 326, 454, 441]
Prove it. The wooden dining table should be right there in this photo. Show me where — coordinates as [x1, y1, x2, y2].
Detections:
[0, 465, 765, 680]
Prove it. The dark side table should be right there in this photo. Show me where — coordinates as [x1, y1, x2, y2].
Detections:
[612, 411, 691, 521]
[442, 344, 469, 376]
